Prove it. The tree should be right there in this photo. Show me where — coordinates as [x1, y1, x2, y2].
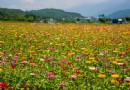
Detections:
[125, 17, 130, 22]
[99, 18, 106, 23]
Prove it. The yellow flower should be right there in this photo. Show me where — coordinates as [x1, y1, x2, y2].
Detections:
[89, 57, 95, 60]
[0, 68, 2, 73]
[86, 61, 91, 64]
[68, 53, 72, 58]
[112, 61, 118, 65]
[81, 48, 86, 50]
[111, 74, 119, 78]
[113, 50, 119, 53]
[128, 82, 130, 85]
[92, 59, 98, 63]
[0, 52, 3, 56]
[111, 80, 117, 84]
[98, 74, 106, 78]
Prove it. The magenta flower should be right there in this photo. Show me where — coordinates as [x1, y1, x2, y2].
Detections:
[61, 59, 66, 63]
[10, 61, 16, 65]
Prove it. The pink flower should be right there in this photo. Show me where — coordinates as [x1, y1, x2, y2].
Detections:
[21, 61, 28, 65]
[46, 71, 55, 79]
[125, 77, 130, 82]
[10, 61, 16, 65]
[70, 74, 77, 79]
[13, 56, 19, 61]
[59, 81, 66, 88]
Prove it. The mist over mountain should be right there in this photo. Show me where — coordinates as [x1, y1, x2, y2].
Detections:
[67, 0, 130, 17]
[107, 9, 130, 19]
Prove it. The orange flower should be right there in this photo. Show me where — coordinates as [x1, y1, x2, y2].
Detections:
[22, 57, 27, 61]
[111, 80, 117, 84]
[111, 74, 119, 78]
[98, 74, 106, 78]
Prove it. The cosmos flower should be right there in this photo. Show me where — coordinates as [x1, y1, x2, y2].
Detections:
[111, 74, 119, 78]
[13, 56, 19, 61]
[21, 61, 28, 65]
[89, 66, 97, 71]
[22, 85, 29, 89]
[70, 74, 77, 79]
[98, 74, 106, 78]
[0, 68, 2, 73]
[46, 71, 55, 79]
[125, 77, 130, 82]
[75, 70, 81, 74]
[59, 81, 66, 88]
[10, 61, 16, 65]
[30, 73, 35, 76]
[10, 65, 16, 69]
[0, 82, 9, 89]
[116, 78, 123, 83]
[122, 63, 126, 67]
[61, 59, 66, 63]
[111, 80, 117, 84]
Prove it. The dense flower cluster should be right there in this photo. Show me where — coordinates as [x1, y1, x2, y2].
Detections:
[0, 22, 130, 89]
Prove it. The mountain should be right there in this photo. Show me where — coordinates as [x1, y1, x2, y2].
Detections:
[0, 7, 83, 21]
[27, 8, 83, 19]
[0, 7, 25, 20]
[107, 9, 130, 19]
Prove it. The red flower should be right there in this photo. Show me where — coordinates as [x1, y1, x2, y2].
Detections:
[62, 74, 68, 77]
[10, 65, 16, 69]
[122, 63, 126, 67]
[93, 70, 99, 73]
[22, 85, 29, 89]
[93, 53, 98, 57]
[85, 54, 90, 57]
[76, 70, 81, 74]
[116, 78, 123, 83]
[68, 62, 72, 65]
[49, 70, 54, 73]
[0, 82, 9, 88]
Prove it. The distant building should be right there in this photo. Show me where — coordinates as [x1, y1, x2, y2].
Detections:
[80, 17, 98, 22]
[112, 18, 122, 24]
[48, 18, 55, 23]
[40, 20, 43, 23]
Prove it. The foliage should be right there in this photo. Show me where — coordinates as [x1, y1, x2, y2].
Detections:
[0, 7, 83, 22]
[125, 17, 130, 22]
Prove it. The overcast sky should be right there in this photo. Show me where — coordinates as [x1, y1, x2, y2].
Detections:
[0, 0, 129, 16]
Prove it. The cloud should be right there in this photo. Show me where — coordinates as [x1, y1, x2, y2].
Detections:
[20, 0, 35, 3]
[0, 0, 109, 10]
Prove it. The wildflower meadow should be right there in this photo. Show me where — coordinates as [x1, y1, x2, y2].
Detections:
[0, 22, 130, 90]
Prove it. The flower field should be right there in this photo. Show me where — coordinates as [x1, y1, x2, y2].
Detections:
[0, 22, 130, 90]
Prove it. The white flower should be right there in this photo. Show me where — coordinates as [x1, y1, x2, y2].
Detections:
[9, 54, 12, 57]
[30, 73, 35, 76]
[40, 58, 44, 61]
[89, 67, 97, 70]
[118, 63, 123, 65]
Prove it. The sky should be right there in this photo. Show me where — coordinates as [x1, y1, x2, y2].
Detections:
[0, 0, 130, 16]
